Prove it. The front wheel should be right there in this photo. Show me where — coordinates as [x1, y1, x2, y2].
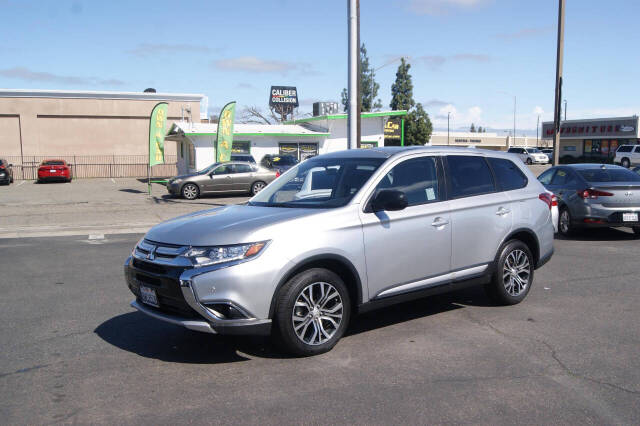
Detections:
[273, 268, 351, 356]
[526, 158, 533, 165]
[622, 158, 630, 168]
[251, 181, 266, 195]
[485, 240, 534, 305]
[181, 183, 199, 200]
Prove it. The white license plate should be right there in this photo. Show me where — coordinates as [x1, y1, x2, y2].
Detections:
[139, 285, 159, 307]
[623, 212, 638, 222]
[50, 169, 56, 173]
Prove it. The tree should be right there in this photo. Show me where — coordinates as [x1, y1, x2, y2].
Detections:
[389, 58, 432, 145]
[404, 103, 433, 145]
[238, 106, 281, 124]
[390, 57, 415, 111]
[340, 43, 382, 112]
[470, 123, 476, 132]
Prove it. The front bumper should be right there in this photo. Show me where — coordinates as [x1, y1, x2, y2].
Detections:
[124, 256, 272, 335]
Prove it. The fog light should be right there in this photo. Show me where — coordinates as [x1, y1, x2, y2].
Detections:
[204, 303, 248, 319]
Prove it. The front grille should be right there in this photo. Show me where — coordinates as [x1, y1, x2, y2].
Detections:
[126, 261, 200, 319]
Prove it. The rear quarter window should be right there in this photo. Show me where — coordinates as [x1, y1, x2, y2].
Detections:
[487, 158, 528, 191]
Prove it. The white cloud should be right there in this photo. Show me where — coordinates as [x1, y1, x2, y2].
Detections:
[420, 53, 491, 70]
[406, 0, 489, 15]
[433, 104, 484, 129]
[533, 106, 544, 115]
[212, 56, 313, 75]
[127, 43, 217, 57]
[0, 66, 124, 86]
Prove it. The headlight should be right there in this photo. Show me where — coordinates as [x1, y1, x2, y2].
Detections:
[181, 241, 268, 267]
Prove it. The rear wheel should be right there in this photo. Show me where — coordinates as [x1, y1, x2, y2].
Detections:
[622, 158, 630, 168]
[251, 181, 266, 195]
[485, 240, 534, 305]
[181, 183, 199, 200]
[273, 268, 351, 356]
[558, 207, 573, 236]
[632, 226, 640, 236]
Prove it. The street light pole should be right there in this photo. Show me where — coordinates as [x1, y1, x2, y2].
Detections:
[447, 111, 450, 145]
[537, 114, 540, 146]
[513, 95, 516, 147]
[563, 99, 567, 121]
[552, 0, 565, 166]
[347, 0, 360, 149]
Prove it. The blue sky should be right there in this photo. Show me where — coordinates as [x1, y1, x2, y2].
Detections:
[2, 0, 639, 134]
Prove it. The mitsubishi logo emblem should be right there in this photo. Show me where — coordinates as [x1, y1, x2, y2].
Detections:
[146, 245, 157, 260]
[625, 191, 633, 197]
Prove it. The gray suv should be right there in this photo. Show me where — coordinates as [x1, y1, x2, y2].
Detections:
[125, 147, 554, 355]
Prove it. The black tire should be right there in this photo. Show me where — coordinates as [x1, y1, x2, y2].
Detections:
[632, 226, 640, 236]
[273, 268, 351, 356]
[622, 158, 630, 168]
[485, 240, 534, 305]
[181, 183, 199, 200]
[251, 181, 266, 196]
[558, 207, 573, 236]
[526, 158, 533, 165]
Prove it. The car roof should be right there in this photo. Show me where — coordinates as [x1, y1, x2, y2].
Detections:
[315, 145, 520, 161]
[561, 163, 628, 170]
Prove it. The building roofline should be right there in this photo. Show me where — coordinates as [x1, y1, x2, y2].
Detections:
[0, 88, 205, 102]
[542, 115, 639, 125]
[284, 110, 408, 124]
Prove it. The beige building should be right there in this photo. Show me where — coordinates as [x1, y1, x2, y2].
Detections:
[0, 89, 204, 178]
[429, 131, 540, 150]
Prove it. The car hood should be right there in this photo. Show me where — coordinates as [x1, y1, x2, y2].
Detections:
[144, 204, 323, 246]
[170, 173, 202, 181]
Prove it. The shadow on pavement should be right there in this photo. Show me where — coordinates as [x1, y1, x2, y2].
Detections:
[96, 288, 491, 363]
[150, 194, 231, 207]
[555, 227, 639, 242]
[119, 188, 146, 194]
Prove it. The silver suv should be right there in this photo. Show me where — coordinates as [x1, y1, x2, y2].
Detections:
[125, 147, 554, 355]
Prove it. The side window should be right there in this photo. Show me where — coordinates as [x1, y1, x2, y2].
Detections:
[374, 157, 440, 207]
[634, 146, 640, 153]
[551, 169, 568, 185]
[447, 155, 496, 198]
[537, 169, 555, 185]
[487, 158, 528, 191]
[212, 164, 233, 175]
[235, 164, 252, 173]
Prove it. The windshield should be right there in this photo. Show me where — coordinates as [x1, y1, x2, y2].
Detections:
[198, 163, 221, 174]
[527, 148, 541, 153]
[578, 168, 640, 183]
[249, 157, 385, 208]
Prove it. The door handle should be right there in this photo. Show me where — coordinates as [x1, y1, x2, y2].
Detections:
[225, 176, 232, 179]
[431, 217, 449, 228]
[496, 207, 511, 216]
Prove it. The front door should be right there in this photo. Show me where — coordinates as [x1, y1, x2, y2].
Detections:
[359, 155, 452, 299]
[205, 163, 234, 192]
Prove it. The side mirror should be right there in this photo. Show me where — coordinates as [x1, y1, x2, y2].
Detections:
[370, 189, 408, 212]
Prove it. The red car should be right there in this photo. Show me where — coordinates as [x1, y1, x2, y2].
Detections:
[37, 159, 72, 183]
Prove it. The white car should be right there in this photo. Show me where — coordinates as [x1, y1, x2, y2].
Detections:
[508, 147, 549, 165]
[613, 145, 640, 168]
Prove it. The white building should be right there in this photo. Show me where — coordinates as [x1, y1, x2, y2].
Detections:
[166, 110, 407, 174]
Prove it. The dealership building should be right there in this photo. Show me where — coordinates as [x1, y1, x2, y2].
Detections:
[541, 116, 640, 160]
[167, 110, 407, 175]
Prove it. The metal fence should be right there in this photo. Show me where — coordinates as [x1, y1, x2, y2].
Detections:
[4, 155, 178, 180]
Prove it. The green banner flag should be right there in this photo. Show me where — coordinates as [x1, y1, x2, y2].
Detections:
[149, 102, 168, 167]
[216, 101, 236, 162]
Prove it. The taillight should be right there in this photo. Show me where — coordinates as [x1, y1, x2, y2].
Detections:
[551, 194, 558, 207]
[275, 170, 281, 178]
[577, 189, 614, 199]
[539, 193, 553, 210]
[0, 164, 4, 169]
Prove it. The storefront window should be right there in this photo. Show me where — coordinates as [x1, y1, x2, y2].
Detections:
[232, 141, 250, 154]
[361, 141, 378, 149]
[278, 142, 318, 161]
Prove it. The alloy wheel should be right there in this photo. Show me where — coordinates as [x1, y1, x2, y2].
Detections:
[182, 184, 198, 200]
[252, 181, 265, 195]
[292, 281, 343, 346]
[560, 210, 570, 234]
[502, 249, 531, 296]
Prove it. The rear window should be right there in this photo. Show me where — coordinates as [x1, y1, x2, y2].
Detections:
[488, 158, 528, 191]
[577, 168, 640, 183]
[43, 160, 65, 165]
[447, 155, 496, 198]
[617, 145, 633, 153]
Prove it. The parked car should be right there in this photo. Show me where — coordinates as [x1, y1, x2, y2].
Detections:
[0, 158, 14, 185]
[507, 147, 549, 165]
[37, 159, 72, 183]
[231, 154, 256, 164]
[260, 154, 298, 174]
[538, 164, 640, 236]
[632, 166, 640, 175]
[541, 148, 555, 164]
[125, 147, 554, 355]
[613, 144, 640, 168]
[166, 161, 277, 200]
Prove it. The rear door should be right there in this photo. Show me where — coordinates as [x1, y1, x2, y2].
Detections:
[445, 155, 513, 272]
[230, 163, 254, 191]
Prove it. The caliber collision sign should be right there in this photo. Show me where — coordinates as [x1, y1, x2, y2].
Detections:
[269, 86, 299, 108]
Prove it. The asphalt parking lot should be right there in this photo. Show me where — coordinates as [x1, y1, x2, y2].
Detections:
[1, 228, 639, 424]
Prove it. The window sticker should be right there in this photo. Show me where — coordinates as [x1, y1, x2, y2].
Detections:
[426, 187, 436, 201]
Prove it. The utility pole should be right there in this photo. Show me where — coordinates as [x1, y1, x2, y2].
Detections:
[553, 0, 565, 166]
[536, 114, 540, 146]
[563, 99, 567, 121]
[347, 0, 361, 149]
[447, 111, 450, 145]
[513, 96, 516, 147]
